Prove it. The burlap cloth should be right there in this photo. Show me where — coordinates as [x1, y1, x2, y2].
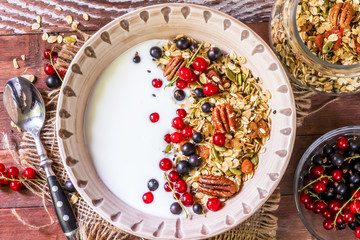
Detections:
[3, 29, 327, 239]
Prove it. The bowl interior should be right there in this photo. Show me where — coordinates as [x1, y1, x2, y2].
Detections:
[294, 126, 360, 240]
[56, 4, 296, 239]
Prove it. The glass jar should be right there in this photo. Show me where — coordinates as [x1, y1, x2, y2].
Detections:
[270, 0, 360, 94]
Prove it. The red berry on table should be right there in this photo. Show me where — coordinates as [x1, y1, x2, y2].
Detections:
[7, 167, 19, 178]
[343, 211, 355, 223]
[164, 134, 171, 143]
[44, 64, 56, 75]
[0, 163, 5, 173]
[176, 109, 187, 118]
[52, 55, 58, 64]
[181, 192, 194, 206]
[203, 83, 218, 96]
[323, 219, 334, 230]
[336, 137, 349, 150]
[168, 170, 180, 182]
[170, 132, 184, 143]
[149, 112, 160, 123]
[305, 199, 315, 210]
[172, 117, 185, 130]
[328, 199, 341, 213]
[176, 80, 187, 89]
[315, 201, 326, 212]
[159, 158, 173, 171]
[175, 180, 187, 193]
[0, 172, 10, 185]
[355, 227, 360, 238]
[178, 67, 193, 81]
[352, 190, 360, 200]
[23, 167, 36, 179]
[58, 69, 67, 78]
[188, 72, 199, 83]
[213, 133, 226, 146]
[320, 177, 328, 185]
[313, 181, 326, 193]
[335, 214, 344, 225]
[310, 165, 324, 178]
[181, 126, 193, 138]
[331, 169, 342, 181]
[152, 79, 163, 88]
[351, 201, 360, 213]
[322, 209, 332, 219]
[142, 191, 154, 204]
[43, 49, 56, 59]
[174, 192, 180, 200]
[299, 192, 311, 204]
[192, 57, 208, 72]
[10, 181, 22, 191]
[207, 198, 221, 211]
[164, 182, 173, 192]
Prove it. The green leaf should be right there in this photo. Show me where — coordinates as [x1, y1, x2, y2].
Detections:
[322, 41, 333, 53]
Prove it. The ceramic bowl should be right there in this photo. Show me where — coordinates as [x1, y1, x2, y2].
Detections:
[56, 3, 296, 239]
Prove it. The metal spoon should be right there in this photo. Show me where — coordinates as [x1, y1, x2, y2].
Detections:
[3, 77, 78, 240]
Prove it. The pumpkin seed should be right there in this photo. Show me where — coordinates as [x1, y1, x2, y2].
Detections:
[229, 167, 242, 175]
[214, 145, 227, 152]
[63, 36, 76, 44]
[225, 68, 236, 82]
[250, 155, 259, 166]
[211, 147, 222, 163]
[164, 144, 171, 153]
[237, 73, 242, 85]
[322, 41, 333, 53]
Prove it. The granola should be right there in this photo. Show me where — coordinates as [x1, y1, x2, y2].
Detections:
[156, 36, 271, 206]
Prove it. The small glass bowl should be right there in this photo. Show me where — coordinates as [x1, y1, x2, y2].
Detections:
[294, 126, 360, 240]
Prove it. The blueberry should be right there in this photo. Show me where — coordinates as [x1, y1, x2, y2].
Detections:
[312, 154, 324, 165]
[207, 47, 222, 61]
[181, 143, 196, 156]
[192, 203, 203, 215]
[353, 162, 360, 172]
[323, 144, 335, 156]
[349, 221, 360, 230]
[176, 37, 190, 50]
[174, 89, 185, 101]
[335, 182, 347, 195]
[201, 102, 212, 113]
[170, 202, 182, 215]
[192, 132, 203, 143]
[150, 46, 162, 59]
[190, 42, 199, 52]
[194, 88, 205, 98]
[147, 179, 159, 191]
[331, 153, 344, 168]
[133, 55, 141, 63]
[46, 74, 62, 89]
[188, 154, 202, 167]
[176, 160, 191, 175]
[349, 139, 360, 151]
[64, 180, 76, 193]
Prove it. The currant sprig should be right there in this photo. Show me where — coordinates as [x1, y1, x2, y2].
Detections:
[299, 174, 331, 192]
[49, 47, 64, 82]
[333, 186, 360, 227]
[164, 172, 188, 218]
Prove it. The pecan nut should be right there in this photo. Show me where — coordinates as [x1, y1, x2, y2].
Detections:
[212, 103, 238, 133]
[163, 56, 186, 81]
[329, 2, 353, 28]
[198, 175, 237, 198]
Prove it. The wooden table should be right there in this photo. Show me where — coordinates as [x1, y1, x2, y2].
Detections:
[0, 1, 357, 239]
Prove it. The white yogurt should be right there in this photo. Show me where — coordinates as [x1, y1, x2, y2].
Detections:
[86, 39, 188, 218]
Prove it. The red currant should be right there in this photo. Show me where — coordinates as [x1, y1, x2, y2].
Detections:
[164, 182, 173, 192]
[164, 134, 171, 143]
[188, 72, 198, 83]
[58, 69, 67, 78]
[172, 117, 185, 130]
[178, 67, 193, 81]
[337, 137, 349, 150]
[335, 214, 344, 225]
[170, 132, 184, 143]
[328, 199, 341, 213]
[176, 80, 187, 89]
[352, 190, 360, 200]
[213, 133, 226, 146]
[315, 201, 326, 212]
[343, 211, 355, 223]
[43, 49, 56, 59]
[310, 165, 324, 178]
[355, 227, 360, 238]
[142, 191, 154, 204]
[331, 169, 342, 181]
[0, 163, 5, 173]
[52, 55, 58, 63]
[174, 192, 180, 200]
[207, 198, 221, 211]
[0, 172, 10, 185]
[168, 171, 180, 182]
[159, 158, 173, 171]
[320, 177, 328, 185]
[323, 219, 334, 230]
[44, 64, 56, 75]
[299, 192, 311, 204]
[203, 83, 218, 96]
[175, 180, 187, 193]
[313, 181, 326, 193]
[192, 57, 208, 72]
[23, 167, 36, 179]
[343, 201, 351, 212]
[181, 126, 193, 138]
[176, 109, 187, 118]
[150, 112, 160, 123]
[152, 79, 163, 88]
[305, 199, 315, 210]
[181, 192, 194, 206]
[7, 167, 19, 178]
[351, 201, 360, 213]
[322, 209, 332, 219]
[10, 181, 22, 191]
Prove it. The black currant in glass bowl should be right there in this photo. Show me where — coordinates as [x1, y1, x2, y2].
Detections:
[294, 126, 360, 240]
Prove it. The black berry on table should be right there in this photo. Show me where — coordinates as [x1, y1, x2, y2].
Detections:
[176, 37, 190, 50]
[46, 74, 62, 89]
[207, 47, 222, 61]
[323, 144, 335, 156]
[188, 154, 202, 167]
[201, 102, 212, 113]
[192, 132, 203, 143]
[147, 179, 159, 191]
[194, 88, 205, 98]
[150, 46, 162, 59]
[174, 89, 185, 101]
[331, 153, 344, 168]
[133, 55, 141, 63]
[176, 160, 191, 175]
[193, 203, 203, 214]
[170, 202, 182, 215]
[181, 142, 196, 156]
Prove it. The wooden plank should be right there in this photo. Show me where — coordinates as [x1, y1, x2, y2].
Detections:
[0, 0, 274, 35]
